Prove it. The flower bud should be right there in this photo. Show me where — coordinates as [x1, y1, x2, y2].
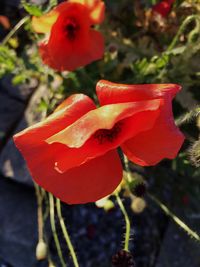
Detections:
[131, 197, 146, 213]
[36, 239, 48, 260]
[112, 250, 135, 267]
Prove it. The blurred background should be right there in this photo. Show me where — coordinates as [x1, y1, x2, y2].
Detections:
[0, 0, 200, 266]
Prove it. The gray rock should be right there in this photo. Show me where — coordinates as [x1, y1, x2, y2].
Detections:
[155, 213, 200, 267]
[0, 77, 37, 102]
[0, 176, 38, 267]
[0, 91, 25, 146]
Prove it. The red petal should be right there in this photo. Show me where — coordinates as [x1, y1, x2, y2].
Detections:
[46, 149, 122, 204]
[14, 94, 96, 157]
[96, 80, 181, 105]
[152, 1, 173, 18]
[68, 0, 105, 24]
[121, 97, 184, 166]
[46, 100, 161, 173]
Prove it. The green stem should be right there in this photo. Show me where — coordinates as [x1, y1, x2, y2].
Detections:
[167, 15, 200, 52]
[149, 194, 200, 242]
[115, 193, 131, 252]
[49, 193, 66, 267]
[1, 16, 30, 46]
[56, 199, 79, 267]
[34, 183, 44, 242]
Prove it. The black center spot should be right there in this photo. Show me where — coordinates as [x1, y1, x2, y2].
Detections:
[65, 18, 80, 40]
[93, 122, 123, 144]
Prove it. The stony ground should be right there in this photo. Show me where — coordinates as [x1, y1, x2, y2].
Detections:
[0, 1, 200, 267]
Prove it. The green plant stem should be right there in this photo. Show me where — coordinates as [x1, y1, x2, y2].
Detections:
[34, 183, 44, 242]
[167, 15, 200, 52]
[1, 16, 30, 46]
[56, 199, 79, 267]
[115, 193, 131, 252]
[49, 193, 66, 267]
[149, 194, 200, 242]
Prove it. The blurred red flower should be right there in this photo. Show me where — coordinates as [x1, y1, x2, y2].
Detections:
[32, 0, 105, 71]
[0, 15, 10, 30]
[152, 0, 175, 18]
[14, 81, 184, 204]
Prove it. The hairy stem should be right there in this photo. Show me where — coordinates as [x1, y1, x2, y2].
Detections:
[149, 194, 200, 242]
[115, 193, 131, 252]
[167, 15, 200, 52]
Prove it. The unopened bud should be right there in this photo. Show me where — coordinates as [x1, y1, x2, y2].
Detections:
[104, 199, 115, 212]
[131, 197, 146, 213]
[189, 140, 200, 167]
[112, 250, 135, 267]
[49, 261, 56, 267]
[36, 239, 48, 260]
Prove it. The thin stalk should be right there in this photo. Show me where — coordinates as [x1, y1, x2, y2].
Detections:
[149, 194, 200, 242]
[56, 199, 79, 267]
[115, 193, 131, 252]
[167, 15, 200, 52]
[1, 16, 30, 45]
[49, 193, 66, 267]
[34, 183, 44, 242]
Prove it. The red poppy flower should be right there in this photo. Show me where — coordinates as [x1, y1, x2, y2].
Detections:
[32, 0, 105, 71]
[14, 81, 184, 204]
[152, 0, 175, 18]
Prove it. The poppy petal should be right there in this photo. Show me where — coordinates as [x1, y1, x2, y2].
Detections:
[68, 0, 105, 24]
[38, 149, 122, 204]
[121, 97, 185, 166]
[32, 10, 59, 34]
[96, 80, 181, 105]
[14, 94, 96, 149]
[46, 100, 161, 173]
[39, 29, 104, 71]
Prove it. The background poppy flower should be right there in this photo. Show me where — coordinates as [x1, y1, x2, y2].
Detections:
[14, 81, 184, 204]
[152, 0, 175, 18]
[32, 0, 105, 71]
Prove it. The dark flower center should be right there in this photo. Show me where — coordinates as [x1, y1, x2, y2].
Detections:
[65, 18, 80, 40]
[94, 122, 123, 144]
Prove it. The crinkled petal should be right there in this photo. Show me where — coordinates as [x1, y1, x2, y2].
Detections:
[46, 99, 161, 173]
[14, 94, 96, 152]
[68, 0, 105, 24]
[96, 80, 181, 105]
[32, 10, 58, 33]
[121, 96, 185, 166]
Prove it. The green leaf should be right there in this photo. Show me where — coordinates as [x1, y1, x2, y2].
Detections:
[21, 0, 43, 16]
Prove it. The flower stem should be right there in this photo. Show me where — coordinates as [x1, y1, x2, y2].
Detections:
[115, 193, 131, 252]
[56, 198, 79, 267]
[49, 193, 66, 267]
[34, 183, 44, 242]
[149, 194, 200, 242]
[1, 15, 30, 46]
[167, 15, 200, 52]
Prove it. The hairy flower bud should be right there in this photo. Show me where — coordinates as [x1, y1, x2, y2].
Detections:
[112, 250, 135, 267]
